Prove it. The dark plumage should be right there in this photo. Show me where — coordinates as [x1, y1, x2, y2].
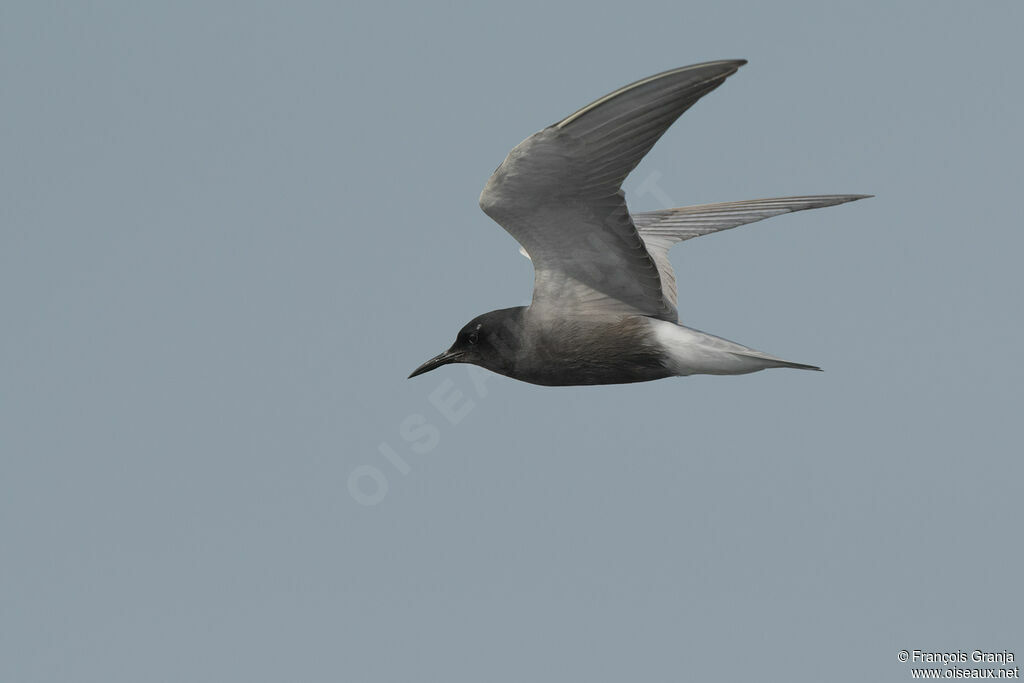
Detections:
[409, 61, 869, 386]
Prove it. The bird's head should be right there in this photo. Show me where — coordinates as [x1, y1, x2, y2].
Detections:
[408, 307, 524, 379]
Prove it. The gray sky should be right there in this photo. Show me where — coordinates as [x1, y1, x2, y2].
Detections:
[3, 1, 1022, 681]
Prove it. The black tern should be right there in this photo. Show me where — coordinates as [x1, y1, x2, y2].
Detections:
[410, 60, 869, 386]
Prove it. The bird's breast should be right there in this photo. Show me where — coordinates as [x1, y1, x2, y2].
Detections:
[510, 314, 672, 386]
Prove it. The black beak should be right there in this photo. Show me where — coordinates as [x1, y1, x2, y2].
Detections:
[408, 349, 464, 379]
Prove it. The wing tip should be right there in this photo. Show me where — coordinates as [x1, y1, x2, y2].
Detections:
[702, 58, 748, 75]
[787, 193, 873, 207]
[555, 59, 749, 130]
[661, 58, 748, 80]
[835, 193, 874, 204]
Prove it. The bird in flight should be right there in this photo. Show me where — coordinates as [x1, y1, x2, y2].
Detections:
[409, 60, 869, 386]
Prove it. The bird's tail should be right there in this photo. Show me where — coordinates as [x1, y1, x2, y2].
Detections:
[729, 351, 822, 372]
[770, 359, 822, 372]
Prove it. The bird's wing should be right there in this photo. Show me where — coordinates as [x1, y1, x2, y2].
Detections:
[633, 195, 871, 309]
[480, 60, 747, 322]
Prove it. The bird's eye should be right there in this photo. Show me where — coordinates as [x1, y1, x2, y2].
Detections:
[467, 331, 479, 345]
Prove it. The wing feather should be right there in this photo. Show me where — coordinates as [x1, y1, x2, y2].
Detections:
[480, 60, 748, 321]
[634, 195, 872, 308]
